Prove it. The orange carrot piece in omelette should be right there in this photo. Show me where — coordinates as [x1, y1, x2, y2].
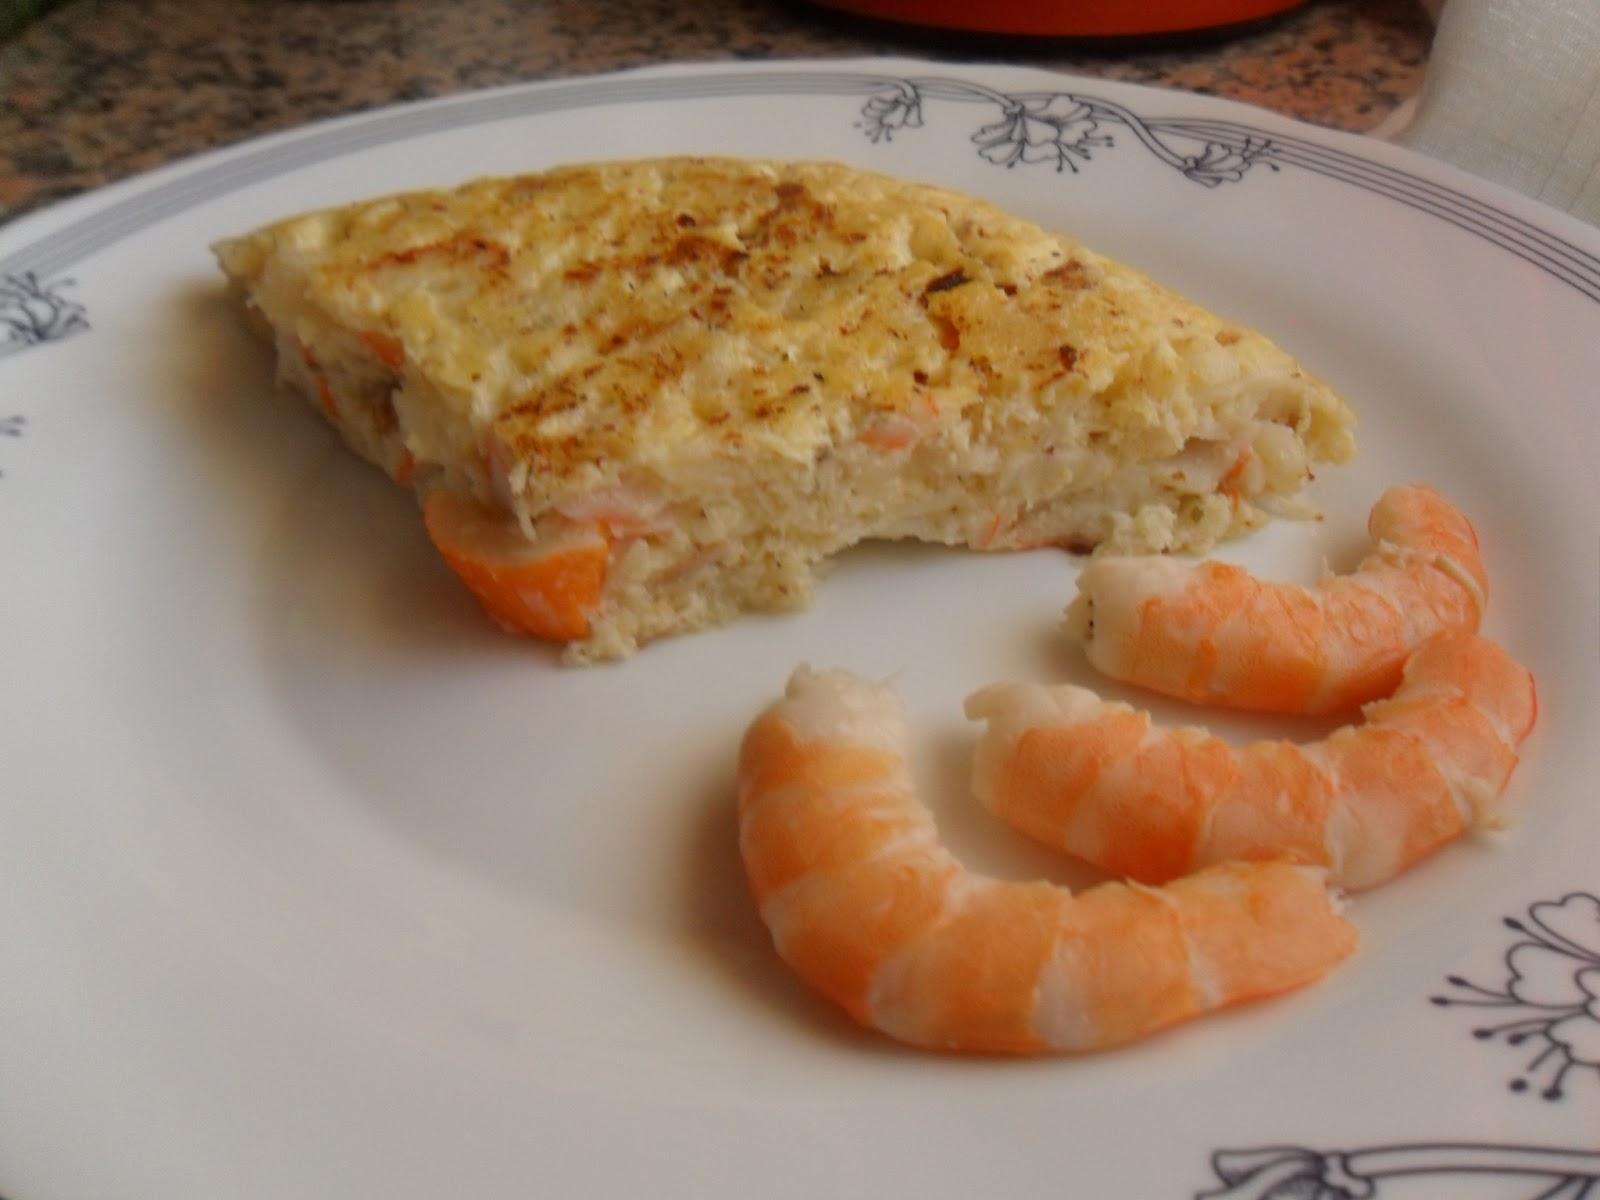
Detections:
[423, 490, 609, 641]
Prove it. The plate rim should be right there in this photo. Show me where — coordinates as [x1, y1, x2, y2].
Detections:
[2, 55, 1598, 301]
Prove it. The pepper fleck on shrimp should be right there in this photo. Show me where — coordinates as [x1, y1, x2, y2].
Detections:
[738, 667, 1357, 1054]
[1066, 485, 1488, 714]
[967, 632, 1536, 892]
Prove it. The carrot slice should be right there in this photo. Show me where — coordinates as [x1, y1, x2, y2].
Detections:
[393, 450, 417, 489]
[315, 375, 339, 419]
[359, 330, 405, 370]
[858, 414, 921, 452]
[1218, 447, 1252, 499]
[422, 491, 609, 642]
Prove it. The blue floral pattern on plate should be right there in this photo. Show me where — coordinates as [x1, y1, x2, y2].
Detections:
[1434, 892, 1600, 1101]
[856, 77, 1276, 185]
[1202, 891, 1600, 1198]
[0, 270, 89, 357]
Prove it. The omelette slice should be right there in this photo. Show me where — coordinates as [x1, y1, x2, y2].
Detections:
[214, 157, 1355, 661]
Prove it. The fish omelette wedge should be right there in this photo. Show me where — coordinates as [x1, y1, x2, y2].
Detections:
[213, 157, 1356, 661]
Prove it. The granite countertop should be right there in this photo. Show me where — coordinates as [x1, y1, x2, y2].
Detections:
[0, 0, 1433, 226]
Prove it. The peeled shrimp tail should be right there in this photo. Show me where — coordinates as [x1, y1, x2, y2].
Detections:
[968, 632, 1537, 892]
[738, 667, 1357, 1055]
[1065, 484, 1488, 714]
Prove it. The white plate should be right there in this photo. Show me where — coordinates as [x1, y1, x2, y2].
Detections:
[2, 59, 1597, 1200]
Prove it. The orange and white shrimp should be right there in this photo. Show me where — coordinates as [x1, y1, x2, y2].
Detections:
[968, 632, 1536, 892]
[738, 667, 1357, 1054]
[1066, 485, 1488, 714]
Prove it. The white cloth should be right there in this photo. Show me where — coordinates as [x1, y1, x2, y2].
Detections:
[1399, 0, 1600, 226]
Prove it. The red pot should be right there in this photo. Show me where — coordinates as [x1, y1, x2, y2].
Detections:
[807, 0, 1309, 37]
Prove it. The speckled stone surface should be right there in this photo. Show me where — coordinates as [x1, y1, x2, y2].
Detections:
[0, 0, 1433, 226]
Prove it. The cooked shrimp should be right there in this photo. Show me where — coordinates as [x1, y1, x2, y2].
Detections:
[968, 632, 1536, 892]
[1066, 485, 1488, 713]
[738, 667, 1357, 1054]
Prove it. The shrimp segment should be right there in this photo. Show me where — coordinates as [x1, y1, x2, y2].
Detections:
[739, 668, 1356, 1054]
[1066, 485, 1488, 713]
[968, 633, 1536, 892]
[422, 490, 608, 640]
